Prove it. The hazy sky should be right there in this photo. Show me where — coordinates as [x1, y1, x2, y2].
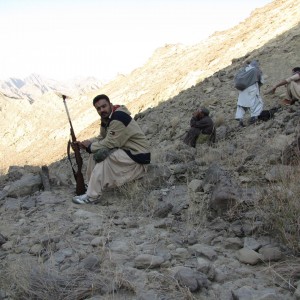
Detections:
[0, 0, 272, 81]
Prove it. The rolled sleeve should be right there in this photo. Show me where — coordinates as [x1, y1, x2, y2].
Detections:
[286, 73, 300, 83]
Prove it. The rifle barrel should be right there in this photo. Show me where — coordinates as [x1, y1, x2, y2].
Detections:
[63, 98, 72, 126]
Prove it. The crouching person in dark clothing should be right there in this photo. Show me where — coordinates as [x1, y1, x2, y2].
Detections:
[183, 107, 215, 148]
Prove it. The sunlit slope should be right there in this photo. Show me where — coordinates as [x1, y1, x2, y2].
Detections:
[1, 0, 300, 171]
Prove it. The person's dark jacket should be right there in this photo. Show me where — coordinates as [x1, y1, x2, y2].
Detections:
[190, 115, 214, 134]
[183, 115, 215, 148]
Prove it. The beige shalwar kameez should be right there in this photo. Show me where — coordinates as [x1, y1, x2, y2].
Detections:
[86, 149, 146, 198]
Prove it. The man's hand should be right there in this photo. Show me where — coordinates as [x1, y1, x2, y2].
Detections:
[93, 148, 114, 163]
[265, 86, 276, 95]
[72, 140, 92, 150]
[80, 140, 92, 149]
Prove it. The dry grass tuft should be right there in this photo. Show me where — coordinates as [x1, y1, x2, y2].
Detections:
[262, 258, 300, 291]
[187, 191, 209, 227]
[148, 272, 196, 300]
[2, 258, 135, 300]
[213, 112, 225, 127]
[117, 178, 152, 215]
[256, 166, 300, 254]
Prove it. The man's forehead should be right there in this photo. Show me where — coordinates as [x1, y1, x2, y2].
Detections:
[95, 99, 109, 106]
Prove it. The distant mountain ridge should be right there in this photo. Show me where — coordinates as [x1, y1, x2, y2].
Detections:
[0, 73, 104, 103]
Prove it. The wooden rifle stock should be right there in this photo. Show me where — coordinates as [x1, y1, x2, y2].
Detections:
[62, 95, 86, 196]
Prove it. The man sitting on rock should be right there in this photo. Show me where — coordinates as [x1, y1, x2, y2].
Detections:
[183, 107, 215, 148]
[72, 94, 151, 204]
[266, 67, 300, 105]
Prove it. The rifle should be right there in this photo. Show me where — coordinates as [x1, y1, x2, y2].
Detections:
[58, 93, 86, 196]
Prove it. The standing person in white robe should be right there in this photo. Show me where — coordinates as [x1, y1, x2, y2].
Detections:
[235, 60, 264, 127]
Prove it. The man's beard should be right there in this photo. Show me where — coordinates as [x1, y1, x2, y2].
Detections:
[101, 114, 110, 121]
[101, 112, 110, 119]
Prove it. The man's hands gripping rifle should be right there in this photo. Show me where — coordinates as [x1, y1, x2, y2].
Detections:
[59, 93, 86, 196]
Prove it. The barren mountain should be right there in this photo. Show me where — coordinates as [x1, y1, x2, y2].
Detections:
[1, 0, 300, 172]
[0, 73, 103, 104]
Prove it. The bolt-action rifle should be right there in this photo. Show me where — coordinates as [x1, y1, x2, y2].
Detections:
[58, 93, 86, 195]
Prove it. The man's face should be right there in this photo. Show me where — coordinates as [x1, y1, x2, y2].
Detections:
[94, 99, 112, 119]
[193, 110, 203, 119]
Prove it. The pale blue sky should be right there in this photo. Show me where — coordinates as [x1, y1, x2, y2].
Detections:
[0, 0, 272, 81]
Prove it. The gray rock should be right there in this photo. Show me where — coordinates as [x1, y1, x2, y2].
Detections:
[294, 284, 300, 300]
[187, 230, 198, 245]
[216, 125, 230, 141]
[209, 181, 242, 216]
[204, 164, 243, 216]
[5, 173, 42, 197]
[134, 254, 164, 269]
[208, 218, 229, 231]
[29, 244, 44, 256]
[91, 236, 107, 247]
[188, 179, 203, 192]
[107, 252, 131, 265]
[172, 248, 189, 259]
[174, 267, 209, 292]
[232, 286, 279, 300]
[258, 246, 283, 262]
[265, 165, 293, 182]
[137, 290, 160, 300]
[80, 254, 100, 271]
[3, 197, 20, 211]
[243, 237, 261, 251]
[108, 240, 131, 254]
[189, 244, 217, 260]
[224, 237, 243, 250]
[0, 289, 7, 299]
[202, 163, 228, 185]
[36, 191, 65, 205]
[0, 234, 7, 246]
[154, 218, 173, 229]
[236, 248, 263, 265]
[197, 257, 215, 280]
[20, 196, 36, 210]
[153, 202, 173, 218]
[73, 209, 100, 219]
[0, 190, 8, 200]
[2, 241, 13, 251]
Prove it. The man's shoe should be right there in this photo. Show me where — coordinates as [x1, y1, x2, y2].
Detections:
[249, 117, 257, 124]
[72, 193, 99, 204]
[238, 120, 245, 127]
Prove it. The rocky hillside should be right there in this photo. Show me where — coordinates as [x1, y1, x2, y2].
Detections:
[1, 0, 300, 299]
[1, 0, 300, 172]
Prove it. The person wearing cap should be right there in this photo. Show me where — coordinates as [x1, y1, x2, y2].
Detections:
[183, 107, 215, 148]
[265, 67, 300, 105]
[235, 60, 264, 127]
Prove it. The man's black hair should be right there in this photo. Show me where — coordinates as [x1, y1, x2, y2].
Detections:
[93, 94, 110, 106]
[292, 67, 300, 73]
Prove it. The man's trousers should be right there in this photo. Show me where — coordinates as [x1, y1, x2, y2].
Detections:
[86, 149, 146, 198]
